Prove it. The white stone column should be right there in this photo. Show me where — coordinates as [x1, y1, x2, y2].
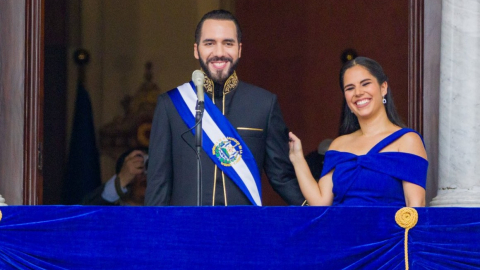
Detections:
[431, 0, 480, 206]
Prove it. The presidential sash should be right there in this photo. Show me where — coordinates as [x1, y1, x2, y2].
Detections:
[168, 82, 262, 206]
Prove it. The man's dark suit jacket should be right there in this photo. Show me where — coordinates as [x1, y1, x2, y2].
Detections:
[145, 80, 304, 206]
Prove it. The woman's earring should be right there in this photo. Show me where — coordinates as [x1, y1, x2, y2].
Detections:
[382, 96, 387, 104]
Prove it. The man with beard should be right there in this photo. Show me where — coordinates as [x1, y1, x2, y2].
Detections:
[145, 10, 304, 206]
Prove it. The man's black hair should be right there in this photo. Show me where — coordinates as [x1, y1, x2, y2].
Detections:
[195, 9, 242, 44]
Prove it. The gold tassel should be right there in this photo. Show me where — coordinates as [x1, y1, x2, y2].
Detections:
[395, 207, 419, 270]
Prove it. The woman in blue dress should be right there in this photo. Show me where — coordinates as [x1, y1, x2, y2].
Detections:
[289, 57, 428, 207]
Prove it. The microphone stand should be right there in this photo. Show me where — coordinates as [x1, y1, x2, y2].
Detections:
[195, 101, 204, 206]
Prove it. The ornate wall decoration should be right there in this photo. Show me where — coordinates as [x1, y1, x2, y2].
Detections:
[100, 62, 162, 158]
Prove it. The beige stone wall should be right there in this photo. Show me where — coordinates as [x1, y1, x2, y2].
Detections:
[67, 0, 234, 182]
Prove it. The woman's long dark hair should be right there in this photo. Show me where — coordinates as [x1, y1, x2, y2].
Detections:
[338, 56, 405, 135]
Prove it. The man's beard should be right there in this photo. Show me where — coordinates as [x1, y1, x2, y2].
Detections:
[199, 55, 239, 84]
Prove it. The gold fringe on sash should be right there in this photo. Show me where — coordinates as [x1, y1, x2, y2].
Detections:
[395, 207, 419, 270]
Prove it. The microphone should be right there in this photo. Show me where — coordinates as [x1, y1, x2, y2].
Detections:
[192, 70, 205, 206]
[192, 70, 205, 103]
[192, 70, 205, 148]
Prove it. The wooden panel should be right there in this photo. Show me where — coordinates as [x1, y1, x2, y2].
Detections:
[408, 0, 424, 134]
[423, 0, 441, 205]
[24, 0, 44, 205]
[43, 0, 67, 205]
[0, 0, 26, 205]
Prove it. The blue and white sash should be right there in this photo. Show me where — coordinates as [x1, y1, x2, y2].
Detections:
[168, 82, 262, 206]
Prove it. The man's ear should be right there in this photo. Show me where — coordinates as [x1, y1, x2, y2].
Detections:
[194, 43, 199, 59]
[238, 43, 242, 58]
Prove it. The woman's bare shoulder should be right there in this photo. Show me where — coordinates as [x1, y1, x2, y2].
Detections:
[398, 131, 427, 159]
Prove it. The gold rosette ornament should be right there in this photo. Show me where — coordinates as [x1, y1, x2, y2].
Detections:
[395, 207, 418, 270]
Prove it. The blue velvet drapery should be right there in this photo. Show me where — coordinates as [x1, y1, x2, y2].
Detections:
[1, 206, 479, 269]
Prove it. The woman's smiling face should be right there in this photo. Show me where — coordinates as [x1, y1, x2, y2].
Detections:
[342, 65, 387, 118]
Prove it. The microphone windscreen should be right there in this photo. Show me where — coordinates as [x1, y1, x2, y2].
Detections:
[192, 70, 205, 102]
[192, 70, 205, 87]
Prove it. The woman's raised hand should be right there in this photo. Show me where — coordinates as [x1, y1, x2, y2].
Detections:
[289, 132, 304, 165]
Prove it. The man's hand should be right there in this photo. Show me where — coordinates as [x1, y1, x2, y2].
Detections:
[118, 150, 146, 188]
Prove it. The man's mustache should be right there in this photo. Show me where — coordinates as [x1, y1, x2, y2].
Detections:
[207, 56, 233, 63]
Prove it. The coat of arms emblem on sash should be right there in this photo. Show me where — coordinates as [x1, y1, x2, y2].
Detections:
[212, 137, 243, 166]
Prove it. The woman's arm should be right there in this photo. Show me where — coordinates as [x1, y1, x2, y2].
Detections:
[399, 132, 428, 207]
[403, 181, 426, 207]
[289, 132, 333, 206]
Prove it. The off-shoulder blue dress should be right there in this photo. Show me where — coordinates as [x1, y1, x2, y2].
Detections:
[320, 128, 428, 206]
